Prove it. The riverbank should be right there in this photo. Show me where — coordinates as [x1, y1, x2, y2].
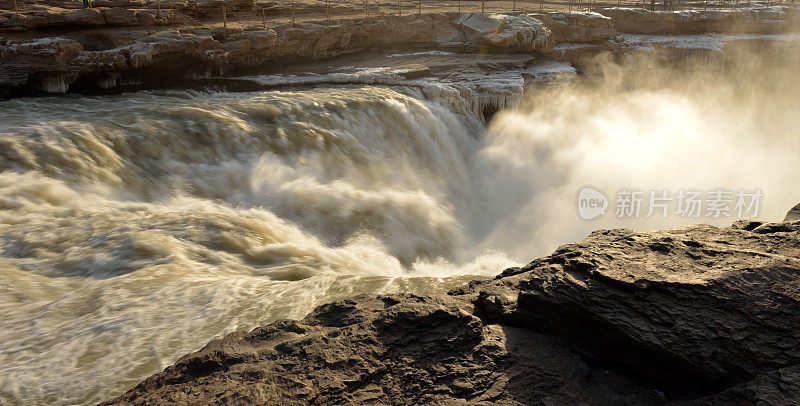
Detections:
[3, 3, 800, 404]
[1, 5, 798, 97]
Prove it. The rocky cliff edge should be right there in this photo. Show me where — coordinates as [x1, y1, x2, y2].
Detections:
[103, 204, 800, 405]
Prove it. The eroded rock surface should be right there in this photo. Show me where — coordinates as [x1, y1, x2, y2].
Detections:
[104, 206, 800, 405]
[0, 12, 556, 94]
[101, 295, 662, 405]
[535, 11, 616, 43]
[598, 6, 799, 34]
[477, 221, 800, 399]
[785, 203, 800, 221]
[4, 5, 798, 95]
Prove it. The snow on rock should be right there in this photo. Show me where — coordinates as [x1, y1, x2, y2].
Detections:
[598, 6, 795, 34]
[457, 13, 553, 53]
[618, 33, 727, 52]
[236, 57, 578, 122]
[483, 14, 553, 52]
[522, 60, 577, 81]
[534, 11, 617, 43]
[460, 13, 503, 42]
[419, 72, 526, 120]
[617, 32, 800, 53]
[387, 51, 456, 58]
[3, 37, 83, 59]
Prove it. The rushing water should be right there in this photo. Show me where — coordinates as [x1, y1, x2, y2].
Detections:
[3, 49, 800, 405]
[0, 86, 521, 405]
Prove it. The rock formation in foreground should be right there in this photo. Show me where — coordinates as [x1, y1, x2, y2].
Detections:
[104, 208, 800, 405]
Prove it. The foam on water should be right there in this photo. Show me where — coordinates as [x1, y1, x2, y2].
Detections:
[2, 47, 800, 405]
[0, 87, 514, 405]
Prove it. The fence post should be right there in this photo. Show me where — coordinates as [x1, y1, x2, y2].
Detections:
[14, 0, 19, 15]
[291, 0, 296, 23]
[222, 2, 226, 28]
[458, 0, 461, 12]
[262, 5, 267, 27]
[418, 0, 421, 14]
[481, 0, 485, 13]
[327, 0, 331, 19]
[513, 0, 516, 11]
[365, 0, 368, 18]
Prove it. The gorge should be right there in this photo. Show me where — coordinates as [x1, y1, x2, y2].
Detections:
[1, 3, 800, 405]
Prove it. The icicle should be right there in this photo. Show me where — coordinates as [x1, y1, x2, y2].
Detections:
[39, 75, 70, 93]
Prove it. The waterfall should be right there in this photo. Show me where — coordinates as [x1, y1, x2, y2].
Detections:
[0, 86, 512, 405]
[2, 46, 800, 405]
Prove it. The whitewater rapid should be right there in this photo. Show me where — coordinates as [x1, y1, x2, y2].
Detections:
[3, 49, 800, 405]
[0, 86, 518, 405]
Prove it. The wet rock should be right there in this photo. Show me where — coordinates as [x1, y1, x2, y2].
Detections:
[104, 204, 800, 404]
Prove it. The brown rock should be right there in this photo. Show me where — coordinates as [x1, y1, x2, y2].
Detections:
[459, 13, 553, 53]
[222, 39, 251, 55]
[102, 295, 660, 405]
[597, 7, 790, 34]
[477, 219, 800, 398]
[785, 203, 800, 221]
[135, 10, 156, 26]
[102, 205, 800, 404]
[102, 8, 138, 26]
[535, 11, 617, 43]
[64, 8, 106, 25]
[233, 29, 277, 50]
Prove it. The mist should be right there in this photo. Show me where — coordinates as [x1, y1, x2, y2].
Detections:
[2, 35, 800, 406]
[471, 43, 800, 258]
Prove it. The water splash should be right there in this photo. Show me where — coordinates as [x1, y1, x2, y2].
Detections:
[0, 87, 511, 405]
[2, 46, 800, 405]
